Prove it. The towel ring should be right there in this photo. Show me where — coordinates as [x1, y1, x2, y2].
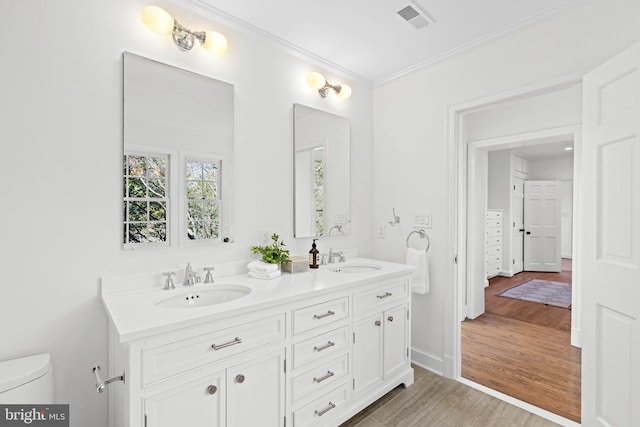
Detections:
[406, 229, 430, 252]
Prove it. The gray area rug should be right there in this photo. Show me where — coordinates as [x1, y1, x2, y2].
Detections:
[497, 279, 572, 309]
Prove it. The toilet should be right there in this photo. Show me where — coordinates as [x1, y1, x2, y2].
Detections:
[0, 353, 54, 403]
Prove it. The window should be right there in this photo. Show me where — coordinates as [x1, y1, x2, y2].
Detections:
[123, 153, 168, 246]
[186, 159, 220, 241]
[314, 158, 324, 237]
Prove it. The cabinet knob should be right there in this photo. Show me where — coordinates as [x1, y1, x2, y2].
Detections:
[387, 316, 394, 322]
[375, 320, 381, 326]
[207, 385, 217, 395]
[236, 374, 245, 384]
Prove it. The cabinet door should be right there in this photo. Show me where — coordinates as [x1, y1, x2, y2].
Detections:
[227, 349, 285, 427]
[384, 305, 408, 378]
[145, 371, 225, 427]
[352, 313, 383, 394]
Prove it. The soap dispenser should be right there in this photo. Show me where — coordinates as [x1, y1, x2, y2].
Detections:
[309, 239, 319, 269]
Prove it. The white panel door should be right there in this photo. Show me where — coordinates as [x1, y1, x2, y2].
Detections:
[582, 41, 640, 427]
[511, 176, 525, 274]
[523, 180, 562, 272]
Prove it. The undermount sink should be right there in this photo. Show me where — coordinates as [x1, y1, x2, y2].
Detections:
[154, 285, 251, 309]
[329, 263, 383, 273]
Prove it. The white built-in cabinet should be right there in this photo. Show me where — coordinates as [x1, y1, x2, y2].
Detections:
[488, 152, 529, 277]
[108, 273, 413, 427]
[485, 209, 503, 279]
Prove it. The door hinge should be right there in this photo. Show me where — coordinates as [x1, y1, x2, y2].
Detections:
[352, 378, 355, 390]
[284, 415, 286, 427]
[144, 414, 147, 427]
[284, 359, 286, 373]
[407, 348, 409, 358]
[513, 259, 515, 265]
[513, 184, 516, 190]
[353, 332, 356, 344]
[407, 309, 410, 320]
[454, 255, 458, 264]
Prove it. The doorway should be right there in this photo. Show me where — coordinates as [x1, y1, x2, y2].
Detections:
[447, 76, 583, 425]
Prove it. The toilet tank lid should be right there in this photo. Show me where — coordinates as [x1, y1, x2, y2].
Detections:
[0, 353, 51, 393]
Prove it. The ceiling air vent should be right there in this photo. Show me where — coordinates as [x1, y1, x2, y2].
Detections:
[396, 3, 434, 30]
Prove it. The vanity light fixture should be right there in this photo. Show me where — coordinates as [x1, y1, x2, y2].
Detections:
[141, 5, 228, 55]
[307, 72, 352, 100]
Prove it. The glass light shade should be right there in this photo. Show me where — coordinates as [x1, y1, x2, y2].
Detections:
[306, 72, 326, 90]
[141, 6, 174, 35]
[337, 84, 352, 100]
[203, 31, 228, 56]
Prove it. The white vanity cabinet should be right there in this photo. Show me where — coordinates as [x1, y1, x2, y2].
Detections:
[351, 279, 410, 397]
[102, 258, 414, 427]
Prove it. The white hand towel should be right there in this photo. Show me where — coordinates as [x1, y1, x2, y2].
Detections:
[247, 260, 280, 273]
[406, 248, 429, 294]
[248, 270, 282, 280]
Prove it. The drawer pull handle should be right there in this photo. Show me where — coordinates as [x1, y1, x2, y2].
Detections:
[375, 320, 382, 326]
[207, 385, 217, 395]
[388, 316, 394, 322]
[315, 402, 336, 417]
[236, 374, 245, 384]
[377, 292, 392, 299]
[314, 341, 336, 352]
[314, 310, 335, 320]
[211, 337, 242, 351]
[313, 371, 335, 383]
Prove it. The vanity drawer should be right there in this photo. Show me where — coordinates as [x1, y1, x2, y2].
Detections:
[486, 219, 502, 228]
[292, 354, 349, 403]
[486, 253, 501, 265]
[485, 236, 502, 247]
[353, 280, 409, 316]
[486, 210, 503, 220]
[142, 314, 285, 385]
[486, 227, 502, 237]
[293, 382, 350, 427]
[486, 263, 501, 277]
[293, 297, 349, 335]
[293, 326, 349, 370]
[486, 245, 501, 255]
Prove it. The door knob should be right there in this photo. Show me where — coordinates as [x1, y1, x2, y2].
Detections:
[519, 229, 525, 232]
[207, 385, 217, 395]
[236, 374, 245, 383]
[526, 231, 531, 235]
[374, 320, 381, 326]
[387, 316, 394, 322]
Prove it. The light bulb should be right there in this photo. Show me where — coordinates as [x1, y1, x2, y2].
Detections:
[141, 6, 174, 35]
[203, 31, 228, 56]
[337, 84, 352, 100]
[307, 72, 326, 90]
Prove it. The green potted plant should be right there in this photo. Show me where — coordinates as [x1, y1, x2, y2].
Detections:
[250, 233, 290, 267]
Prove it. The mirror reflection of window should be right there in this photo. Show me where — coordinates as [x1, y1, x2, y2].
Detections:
[313, 149, 324, 237]
[186, 158, 221, 240]
[123, 153, 168, 246]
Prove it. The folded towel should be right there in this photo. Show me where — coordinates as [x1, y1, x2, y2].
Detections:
[248, 270, 282, 280]
[406, 248, 429, 294]
[247, 260, 280, 273]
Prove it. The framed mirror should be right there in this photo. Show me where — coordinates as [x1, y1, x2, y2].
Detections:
[293, 104, 350, 238]
[123, 52, 234, 248]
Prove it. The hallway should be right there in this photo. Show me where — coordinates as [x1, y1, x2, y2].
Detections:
[461, 260, 581, 422]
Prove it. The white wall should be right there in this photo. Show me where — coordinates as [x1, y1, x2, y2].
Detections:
[373, 0, 640, 375]
[0, 1, 373, 426]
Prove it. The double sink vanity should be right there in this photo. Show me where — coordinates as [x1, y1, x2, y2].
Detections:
[101, 258, 415, 427]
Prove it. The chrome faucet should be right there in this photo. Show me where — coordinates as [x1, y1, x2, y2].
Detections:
[327, 224, 343, 236]
[327, 249, 346, 264]
[183, 262, 201, 286]
[203, 266, 215, 284]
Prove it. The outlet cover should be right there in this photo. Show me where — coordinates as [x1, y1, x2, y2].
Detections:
[258, 228, 271, 245]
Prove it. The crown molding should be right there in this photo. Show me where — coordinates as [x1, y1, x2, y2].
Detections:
[375, 0, 587, 86]
[173, 0, 372, 85]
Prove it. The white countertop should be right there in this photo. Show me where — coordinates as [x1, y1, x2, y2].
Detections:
[101, 258, 414, 343]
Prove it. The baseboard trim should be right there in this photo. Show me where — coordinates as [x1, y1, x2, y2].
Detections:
[411, 347, 444, 375]
[571, 327, 582, 348]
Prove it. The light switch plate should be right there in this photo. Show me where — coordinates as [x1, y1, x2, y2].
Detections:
[414, 212, 432, 228]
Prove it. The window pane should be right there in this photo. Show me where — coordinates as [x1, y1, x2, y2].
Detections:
[186, 180, 202, 199]
[149, 223, 166, 242]
[201, 182, 217, 199]
[129, 201, 147, 221]
[127, 178, 146, 198]
[186, 161, 202, 180]
[148, 179, 166, 198]
[128, 156, 146, 177]
[147, 157, 166, 178]
[149, 201, 166, 221]
[202, 162, 217, 181]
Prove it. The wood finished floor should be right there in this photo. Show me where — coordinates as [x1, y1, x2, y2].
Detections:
[340, 365, 560, 427]
[461, 260, 581, 423]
